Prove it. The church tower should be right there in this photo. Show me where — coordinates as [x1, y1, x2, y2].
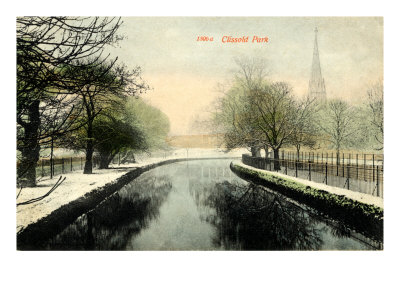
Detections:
[308, 27, 327, 101]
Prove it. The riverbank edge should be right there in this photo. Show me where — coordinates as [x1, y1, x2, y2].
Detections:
[17, 157, 234, 250]
[230, 161, 383, 243]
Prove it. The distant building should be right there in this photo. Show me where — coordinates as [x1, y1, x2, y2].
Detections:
[308, 27, 327, 102]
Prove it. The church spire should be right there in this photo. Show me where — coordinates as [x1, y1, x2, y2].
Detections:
[308, 27, 327, 101]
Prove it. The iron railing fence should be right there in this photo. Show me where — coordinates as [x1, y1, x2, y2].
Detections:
[278, 150, 383, 166]
[242, 154, 383, 198]
[18, 154, 127, 180]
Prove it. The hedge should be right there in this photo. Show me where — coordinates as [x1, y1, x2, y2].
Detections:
[230, 162, 383, 243]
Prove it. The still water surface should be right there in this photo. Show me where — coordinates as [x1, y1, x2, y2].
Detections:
[46, 159, 378, 250]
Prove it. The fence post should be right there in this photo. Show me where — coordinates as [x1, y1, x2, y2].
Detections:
[364, 154, 366, 181]
[61, 158, 64, 174]
[325, 162, 328, 185]
[308, 162, 311, 181]
[372, 154, 375, 182]
[342, 153, 345, 177]
[376, 165, 380, 197]
[70, 157, 73, 172]
[347, 164, 350, 190]
[295, 161, 298, 178]
[356, 154, 358, 179]
[41, 160, 44, 177]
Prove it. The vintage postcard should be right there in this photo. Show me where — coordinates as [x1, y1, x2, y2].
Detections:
[16, 16, 383, 251]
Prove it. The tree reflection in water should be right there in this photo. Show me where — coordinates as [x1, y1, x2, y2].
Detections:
[195, 181, 325, 250]
[45, 175, 172, 250]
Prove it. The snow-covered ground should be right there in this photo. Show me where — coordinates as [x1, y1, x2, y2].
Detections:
[232, 160, 384, 209]
[16, 148, 243, 233]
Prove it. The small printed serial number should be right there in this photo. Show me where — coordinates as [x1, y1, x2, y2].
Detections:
[197, 36, 214, 42]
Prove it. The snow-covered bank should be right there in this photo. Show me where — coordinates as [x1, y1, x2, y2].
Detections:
[16, 148, 243, 233]
[232, 160, 383, 209]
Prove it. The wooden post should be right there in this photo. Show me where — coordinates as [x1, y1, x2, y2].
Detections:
[295, 161, 298, 177]
[308, 162, 311, 181]
[70, 157, 73, 172]
[62, 158, 64, 174]
[41, 160, 44, 177]
[347, 164, 350, 190]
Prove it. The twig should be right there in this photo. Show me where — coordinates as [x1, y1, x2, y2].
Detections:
[17, 176, 66, 206]
[16, 187, 23, 199]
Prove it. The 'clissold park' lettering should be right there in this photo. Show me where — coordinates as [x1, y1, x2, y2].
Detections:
[221, 36, 269, 43]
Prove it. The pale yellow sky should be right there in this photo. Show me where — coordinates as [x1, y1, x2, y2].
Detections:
[108, 17, 383, 135]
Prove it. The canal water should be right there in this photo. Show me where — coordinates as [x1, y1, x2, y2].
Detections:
[45, 159, 380, 250]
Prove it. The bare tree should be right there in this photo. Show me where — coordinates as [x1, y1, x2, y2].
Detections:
[289, 97, 319, 159]
[366, 81, 383, 150]
[212, 85, 264, 156]
[213, 56, 270, 157]
[17, 17, 123, 187]
[318, 99, 358, 163]
[248, 82, 297, 170]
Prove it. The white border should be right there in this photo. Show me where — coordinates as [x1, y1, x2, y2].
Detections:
[2, 1, 399, 299]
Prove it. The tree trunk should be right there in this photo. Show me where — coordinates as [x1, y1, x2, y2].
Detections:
[98, 153, 110, 169]
[17, 101, 40, 187]
[336, 150, 340, 165]
[273, 148, 281, 170]
[84, 120, 94, 174]
[263, 145, 269, 158]
[250, 146, 261, 157]
[120, 150, 136, 164]
[98, 152, 116, 169]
